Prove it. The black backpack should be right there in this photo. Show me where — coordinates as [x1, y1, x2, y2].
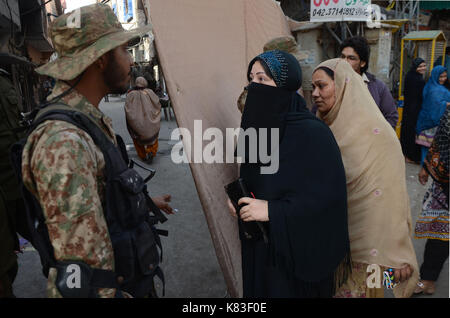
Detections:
[10, 103, 168, 298]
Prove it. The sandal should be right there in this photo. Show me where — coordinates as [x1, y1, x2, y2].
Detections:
[414, 280, 435, 295]
[144, 152, 154, 164]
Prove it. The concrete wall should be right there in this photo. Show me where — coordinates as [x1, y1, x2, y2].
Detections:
[366, 27, 393, 85]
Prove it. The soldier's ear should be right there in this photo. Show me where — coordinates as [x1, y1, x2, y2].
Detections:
[96, 53, 110, 71]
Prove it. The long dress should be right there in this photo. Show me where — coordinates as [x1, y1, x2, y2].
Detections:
[315, 59, 419, 298]
[124, 86, 161, 160]
[400, 69, 425, 163]
[414, 106, 449, 283]
[415, 106, 449, 242]
[239, 83, 350, 298]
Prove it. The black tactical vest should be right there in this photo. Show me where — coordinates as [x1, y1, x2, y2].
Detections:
[10, 103, 168, 298]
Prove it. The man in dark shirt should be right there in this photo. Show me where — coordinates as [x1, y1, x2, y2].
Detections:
[0, 69, 23, 298]
[339, 36, 398, 129]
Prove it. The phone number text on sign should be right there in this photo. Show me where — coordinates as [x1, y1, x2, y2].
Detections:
[311, 0, 371, 22]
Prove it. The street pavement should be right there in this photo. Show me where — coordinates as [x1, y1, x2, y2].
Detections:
[12, 96, 448, 298]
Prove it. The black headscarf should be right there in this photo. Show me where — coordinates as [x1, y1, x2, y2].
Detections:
[240, 50, 311, 164]
[247, 50, 302, 91]
[411, 57, 425, 71]
[406, 57, 426, 94]
[239, 51, 351, 297]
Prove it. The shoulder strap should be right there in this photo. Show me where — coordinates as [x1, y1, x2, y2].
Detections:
[31, 104, 122, 173]
[32, 103, 109, 142]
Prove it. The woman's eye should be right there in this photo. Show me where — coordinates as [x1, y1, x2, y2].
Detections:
[259, 77, 265, 82]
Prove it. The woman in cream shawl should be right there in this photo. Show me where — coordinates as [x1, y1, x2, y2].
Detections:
[311, 58, 419, 298]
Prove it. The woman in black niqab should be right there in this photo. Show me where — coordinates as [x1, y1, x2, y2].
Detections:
[233, 50, 351, 298]
[400, 58, 426, 163]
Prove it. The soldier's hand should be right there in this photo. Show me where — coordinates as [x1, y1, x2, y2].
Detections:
[152, 194, 175, 215]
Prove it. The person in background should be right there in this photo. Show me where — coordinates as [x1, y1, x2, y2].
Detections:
[434, 45, 450, 91]
[339, 36, 398, 129]
[142, 64, 157, 92]
[312, 58, 419, 298]
[0, 68, 24, 298]
[414, 105, 449, 296]
[125, 76, 161, 163]
[400, 58, 427, 164]
[416, 66, 450, 164]
[434, 46, 450, 78]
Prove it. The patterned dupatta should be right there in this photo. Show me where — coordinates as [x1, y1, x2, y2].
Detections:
[424, 106, 450, 188]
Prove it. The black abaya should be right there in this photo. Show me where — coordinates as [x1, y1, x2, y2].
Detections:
[400, 68, 426, 162]
[239, 81, 350, 298]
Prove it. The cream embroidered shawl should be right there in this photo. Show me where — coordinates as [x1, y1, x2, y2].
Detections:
[315, 59, 419, 298]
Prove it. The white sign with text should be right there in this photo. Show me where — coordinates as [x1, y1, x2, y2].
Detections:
[310, 0, 372, 22]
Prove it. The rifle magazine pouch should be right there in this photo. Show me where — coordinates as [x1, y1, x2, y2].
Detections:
[111, 232, 135, 282]
[112, 169, 147, 228]
[117, 169, 145, 195]
[135, 222, 160, 276]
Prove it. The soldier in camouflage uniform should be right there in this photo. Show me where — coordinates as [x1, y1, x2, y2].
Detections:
[22, 4, 173, 298]
[0, 68, 24, 298]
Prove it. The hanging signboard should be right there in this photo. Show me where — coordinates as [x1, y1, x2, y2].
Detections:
[310, 0, 372, 22]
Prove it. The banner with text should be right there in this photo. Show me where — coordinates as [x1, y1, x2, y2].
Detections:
[310, 0, 372, 22]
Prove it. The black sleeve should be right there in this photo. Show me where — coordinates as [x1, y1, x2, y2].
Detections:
[267, 119, 350, 282]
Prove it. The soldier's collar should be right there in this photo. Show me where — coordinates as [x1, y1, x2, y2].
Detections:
[48, 81, 105, 122]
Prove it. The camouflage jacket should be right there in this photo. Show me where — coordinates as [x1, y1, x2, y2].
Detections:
[22, 81, 117, 298]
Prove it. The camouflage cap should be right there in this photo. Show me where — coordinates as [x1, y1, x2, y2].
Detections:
[35, 4, 151, 81]
[263, 36, 308, 62]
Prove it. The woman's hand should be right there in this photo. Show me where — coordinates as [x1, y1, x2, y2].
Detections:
[238, 197, 269, 222]
[152, 194, 175, 215]
[393, 264, 414, 284]
[227, 198, 237, 218]
[418, 167, 429, 185]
